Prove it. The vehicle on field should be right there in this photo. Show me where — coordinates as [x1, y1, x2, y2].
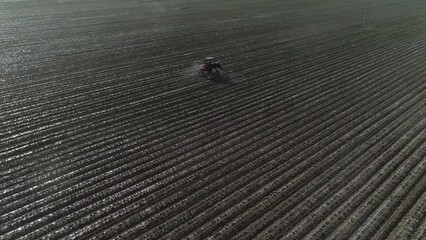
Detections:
[199, 57, 222, 79]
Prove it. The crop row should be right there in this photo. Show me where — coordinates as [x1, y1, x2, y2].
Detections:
[64, 41, 426, 240]
[3, 33, 426, 240]
[3, 18, 410, 199]
[2, 37, 410, 238]
[1, 17, 422, 218]
[2, 17, 422, 195]
[2, 2, 426, 239]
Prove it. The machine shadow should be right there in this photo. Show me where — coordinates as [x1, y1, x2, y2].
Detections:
[209, 74, 236, 85]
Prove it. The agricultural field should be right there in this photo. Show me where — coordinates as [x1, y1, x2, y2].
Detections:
[1, 0, 426, 239]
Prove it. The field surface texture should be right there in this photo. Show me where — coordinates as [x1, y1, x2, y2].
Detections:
[1, 0, 426, 239]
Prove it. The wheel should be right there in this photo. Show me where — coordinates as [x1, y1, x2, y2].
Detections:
[212, 68, 220, 75]
[198, 70, 204, 77]
[207, 72, 212, 79]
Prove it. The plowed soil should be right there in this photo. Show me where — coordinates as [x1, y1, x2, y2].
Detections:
[1, 0, 425, 239]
